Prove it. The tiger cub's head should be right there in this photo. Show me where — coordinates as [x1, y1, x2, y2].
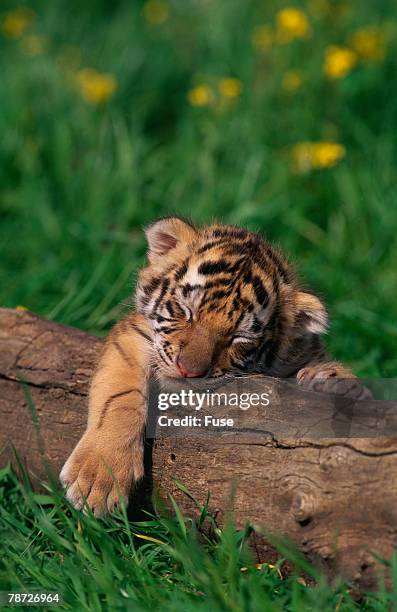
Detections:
[137, 217, 328, 380]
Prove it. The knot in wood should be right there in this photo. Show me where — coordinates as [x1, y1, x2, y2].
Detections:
[291, 490, 316, 524]
[318, 545, 334, 560]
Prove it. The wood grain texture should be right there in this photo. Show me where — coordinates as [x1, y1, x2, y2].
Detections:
[1, 307, 397, 591]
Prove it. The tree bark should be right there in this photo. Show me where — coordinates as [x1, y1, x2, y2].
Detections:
[1, 307, 396, 591]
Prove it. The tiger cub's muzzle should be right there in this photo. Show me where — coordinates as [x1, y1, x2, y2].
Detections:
[175, 323, 216, 378]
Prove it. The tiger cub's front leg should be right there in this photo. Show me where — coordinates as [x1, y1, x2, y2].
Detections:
[297, 361, 371, 400]
[60, 314, 153, 516]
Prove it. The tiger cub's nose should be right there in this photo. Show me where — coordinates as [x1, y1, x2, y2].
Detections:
[176, 358, 208, 378]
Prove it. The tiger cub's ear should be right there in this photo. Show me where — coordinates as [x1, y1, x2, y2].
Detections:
[145, 217, 198, 263]
[295, 291, 328, 334]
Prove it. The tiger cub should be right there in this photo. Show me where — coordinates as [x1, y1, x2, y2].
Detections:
[61, 217, 362, 515]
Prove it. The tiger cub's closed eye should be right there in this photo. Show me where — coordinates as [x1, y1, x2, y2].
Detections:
[232, 335, 256, 344]
[179, 303, 193, 322]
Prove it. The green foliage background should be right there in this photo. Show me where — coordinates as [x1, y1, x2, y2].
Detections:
[1, 0, 396, 375]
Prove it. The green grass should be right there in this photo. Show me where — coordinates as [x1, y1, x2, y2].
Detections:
[0, 465, 395, 611]
[1, 0, 396, 375]
[1, 0, 397, 608]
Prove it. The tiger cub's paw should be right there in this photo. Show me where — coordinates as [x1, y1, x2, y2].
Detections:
[60, 432, 144, 516]
[297, 363, 372, 400]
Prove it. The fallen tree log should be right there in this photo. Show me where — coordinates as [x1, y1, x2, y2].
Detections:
[1, 307, 397, 591]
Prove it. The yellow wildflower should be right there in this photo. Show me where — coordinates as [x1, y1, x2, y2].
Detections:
[312, 142, 346, 167]
[251, 25, 273, 51]
[350, 28, 385, 62]
[142, 0, 169, 25]
[256, 563, 283, 578]
[218, 78, 242, 99]
[324, 46, 357, 79]
[76, 69, 117, 105]
[188, 84, 214, 107]
[291, 142, 346, 173]
[276, 8, 310, 43]
[282, 70, 302, 93]
[15, 305, 29, 311]
[1, 7, 34, 39]
[20, 34, 46, 56]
